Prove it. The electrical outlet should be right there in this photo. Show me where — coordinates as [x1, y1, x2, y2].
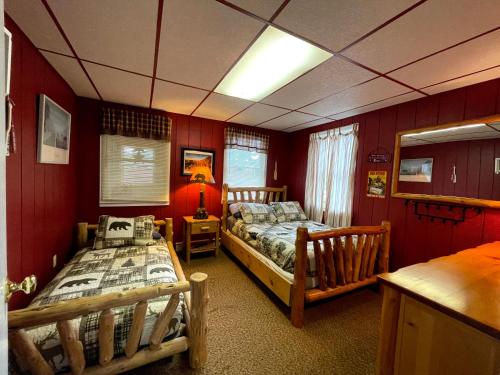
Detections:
[53, 254, 57, 268]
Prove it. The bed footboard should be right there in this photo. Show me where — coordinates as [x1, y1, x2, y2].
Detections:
[291, 221, 391, 328]
[9, 274, 208, 375]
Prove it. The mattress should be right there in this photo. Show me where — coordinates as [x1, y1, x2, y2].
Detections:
[230, 219, 333, 289]
[25, 239, 184, 373]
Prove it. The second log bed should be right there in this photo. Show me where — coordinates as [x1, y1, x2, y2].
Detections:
[8, 218, 208, 375]
[221, 184, 391, 328]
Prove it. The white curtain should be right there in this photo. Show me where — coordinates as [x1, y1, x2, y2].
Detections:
[304, 124, 359, 227]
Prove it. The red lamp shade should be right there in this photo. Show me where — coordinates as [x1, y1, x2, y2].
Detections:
[189, 166, 215, 184]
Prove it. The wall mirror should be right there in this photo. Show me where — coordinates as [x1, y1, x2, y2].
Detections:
[392, 115, 500, 208]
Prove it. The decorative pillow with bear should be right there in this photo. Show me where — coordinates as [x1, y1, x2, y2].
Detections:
[228, 203, 243, 219]
[93, 215, 155, 249]
[238, 203, 277, 224]
[271, 201, 307, 222]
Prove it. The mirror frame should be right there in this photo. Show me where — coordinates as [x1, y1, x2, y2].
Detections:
[391, 114, 500, 209]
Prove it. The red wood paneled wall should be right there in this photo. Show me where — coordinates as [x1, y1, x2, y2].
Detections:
[399, 139, 500, 200]
[5, 16, 78, 309]
[75, 98, 289, 244]
[288, 78, 500, 270]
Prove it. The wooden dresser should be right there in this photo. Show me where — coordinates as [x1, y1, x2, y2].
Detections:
[376, 242, 500, 375]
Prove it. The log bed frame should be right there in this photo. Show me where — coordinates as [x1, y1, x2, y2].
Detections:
[8, 218, 208, 375]
[221, 184, 391, 328]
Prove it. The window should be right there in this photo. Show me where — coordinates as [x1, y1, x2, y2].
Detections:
[304, 124, 358, 227]
[223, 148, 267, 187]
[100, 135, 170, 206]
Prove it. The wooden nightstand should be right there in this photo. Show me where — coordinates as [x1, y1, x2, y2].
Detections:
[183, 215, 220, 264]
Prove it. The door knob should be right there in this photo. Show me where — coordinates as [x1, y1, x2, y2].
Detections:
[4, 275, 37, 302]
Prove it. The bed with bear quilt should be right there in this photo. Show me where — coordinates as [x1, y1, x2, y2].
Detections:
[230, 219, 333, 289]
[24, 239, 184, 373]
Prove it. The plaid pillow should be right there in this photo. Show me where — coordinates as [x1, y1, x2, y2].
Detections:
[271, 201, 307, 222]
[239, 203, 277, 224]
[93, 215, 155, 249]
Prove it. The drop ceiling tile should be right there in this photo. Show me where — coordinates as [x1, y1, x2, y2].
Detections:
[41, 51, 98, 98]
[274, 0, 418, 52]
[300, 77, 410, 117]
[343, 0, 500, 73]
[5, 0, 72, 55]
[284, 117, 334, 132]
[422, 66, 500, 95]
[231, 103, 289, 126]
[258, 111, 320, 130]
[333, 91, 424, 120]
[262, 57, 376, 109]
[152, 80, 207, 115]
[225, 0, 284, 20]
[84, 62, 151, 107]
[193, 93, 253, 121]
[48, 0, 157, 75]
[157, 0, 263, 90]
[389, 29, 500, 89]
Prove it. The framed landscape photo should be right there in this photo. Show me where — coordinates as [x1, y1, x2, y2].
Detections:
[37, 94, 71, 164]
[181, 148, 215, 176]
[399, 158, 433, 183]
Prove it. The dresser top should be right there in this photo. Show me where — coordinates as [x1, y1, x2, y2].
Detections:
[379, 241, 500, 339]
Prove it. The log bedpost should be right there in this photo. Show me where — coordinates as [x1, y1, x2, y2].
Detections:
[222, 183, 229, 232]
[376, 285, 401, 375]
[189, 272, 208, 369]
[165, 218, 174, 244]
[379, 221, 391, 273]
[282, 185, 287, 201]
[77, 222, 88, 249]
[291, 226, 308, 328]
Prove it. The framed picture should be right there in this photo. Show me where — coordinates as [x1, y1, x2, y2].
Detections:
[181, 148, 215, 176]
[367, 170, 387, 198]
[399, 158, 433, 183]
[37, 94, 71, 164]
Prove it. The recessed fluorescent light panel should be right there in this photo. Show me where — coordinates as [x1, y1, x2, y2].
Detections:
[215, 26, 332, 101]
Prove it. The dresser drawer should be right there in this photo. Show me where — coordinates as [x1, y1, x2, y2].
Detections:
[191, 221, 218, 234]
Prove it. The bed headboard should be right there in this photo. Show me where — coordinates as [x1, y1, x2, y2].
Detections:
[76, 218, 174, 249]
[221, 183, 287, 231]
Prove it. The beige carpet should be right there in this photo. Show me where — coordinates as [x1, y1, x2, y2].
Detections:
[128, 249, 382, 375]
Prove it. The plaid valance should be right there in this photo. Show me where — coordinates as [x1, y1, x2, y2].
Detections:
[224, 127, 269, 154]
[101, 107, 171, 141]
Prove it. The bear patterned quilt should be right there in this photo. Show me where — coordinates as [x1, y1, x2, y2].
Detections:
[231, 219, 333, 288]
[25, 240, 184, 373]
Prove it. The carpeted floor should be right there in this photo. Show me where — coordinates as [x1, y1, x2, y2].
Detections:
[128, 249, 382, 375]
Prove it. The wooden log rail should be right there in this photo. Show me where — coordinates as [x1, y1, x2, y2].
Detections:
[8, 273, 208, 375]
[221, 184, 288, 231]
[291, 221, 391, 328]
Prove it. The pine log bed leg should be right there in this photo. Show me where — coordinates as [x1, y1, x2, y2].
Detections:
[291, 226, 308, 328]
[189, 272, 209, 368]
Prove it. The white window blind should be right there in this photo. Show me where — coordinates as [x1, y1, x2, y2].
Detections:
[223, 148, 267, 187]
[100, 134, 170, 206]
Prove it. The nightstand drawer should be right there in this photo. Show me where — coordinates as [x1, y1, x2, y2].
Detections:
[191, 221, 218, 234]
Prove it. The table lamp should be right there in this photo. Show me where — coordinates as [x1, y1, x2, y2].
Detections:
[190, 166, 215, 219]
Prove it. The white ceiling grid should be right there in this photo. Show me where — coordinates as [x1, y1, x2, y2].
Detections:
[5, 0, 500, 132]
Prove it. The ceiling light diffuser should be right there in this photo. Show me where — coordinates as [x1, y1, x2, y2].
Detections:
[215, 26, 332, 101]
[403, 123, 485, 137]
